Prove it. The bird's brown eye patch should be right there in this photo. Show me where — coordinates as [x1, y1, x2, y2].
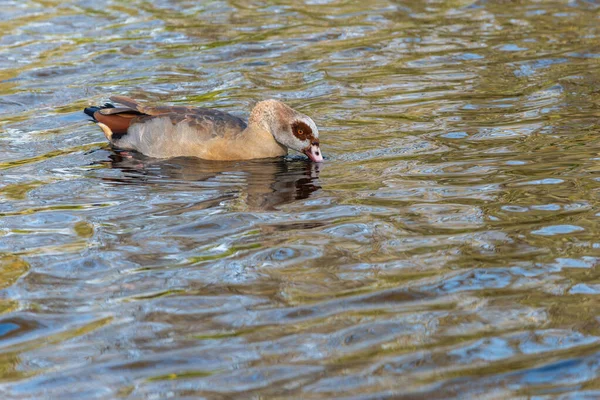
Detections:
[291, 121, 314, 141]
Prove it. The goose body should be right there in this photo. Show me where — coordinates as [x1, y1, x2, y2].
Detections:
[84, 96, 323, 162]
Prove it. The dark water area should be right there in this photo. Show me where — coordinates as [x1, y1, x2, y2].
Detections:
[1, 0, 600, 398]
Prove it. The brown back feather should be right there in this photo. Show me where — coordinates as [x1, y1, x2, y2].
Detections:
[100, 96, 247, 136]
[93, 112, 139, 135]
[109, 96, 147, 113]
[98, 107, 139, 115]
[98, 96, 150, 134]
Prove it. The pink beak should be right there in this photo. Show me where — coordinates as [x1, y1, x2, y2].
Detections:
[304, 144, 323, 163]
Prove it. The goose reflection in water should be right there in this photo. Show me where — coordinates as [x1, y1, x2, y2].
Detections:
[96, 151, 322, 211]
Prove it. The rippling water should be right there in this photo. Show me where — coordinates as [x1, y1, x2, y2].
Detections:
[1, 0, 600, 398]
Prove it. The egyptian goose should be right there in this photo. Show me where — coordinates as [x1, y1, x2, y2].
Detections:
[84, 96, 323, 162]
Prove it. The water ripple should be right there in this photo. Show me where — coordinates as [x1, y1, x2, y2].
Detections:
[1, 0, 600, 398]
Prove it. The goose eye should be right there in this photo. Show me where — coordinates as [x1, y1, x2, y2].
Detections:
[292, 121, 313, 140]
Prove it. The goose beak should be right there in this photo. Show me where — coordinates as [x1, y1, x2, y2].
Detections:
[304, 143, 323, 163]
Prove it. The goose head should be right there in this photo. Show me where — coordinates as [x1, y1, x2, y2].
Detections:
[249, 99, 323, 162]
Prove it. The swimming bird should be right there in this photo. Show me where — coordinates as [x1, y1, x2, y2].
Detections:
[84, 96, 323, 162]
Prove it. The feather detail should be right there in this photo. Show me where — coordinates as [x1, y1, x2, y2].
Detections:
[109, 96, 145, 113]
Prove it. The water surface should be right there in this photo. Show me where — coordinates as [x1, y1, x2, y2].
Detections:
[1, 0, 600, 398]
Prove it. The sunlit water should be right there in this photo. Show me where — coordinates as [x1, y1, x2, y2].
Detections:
[1, 0, 600, 398]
